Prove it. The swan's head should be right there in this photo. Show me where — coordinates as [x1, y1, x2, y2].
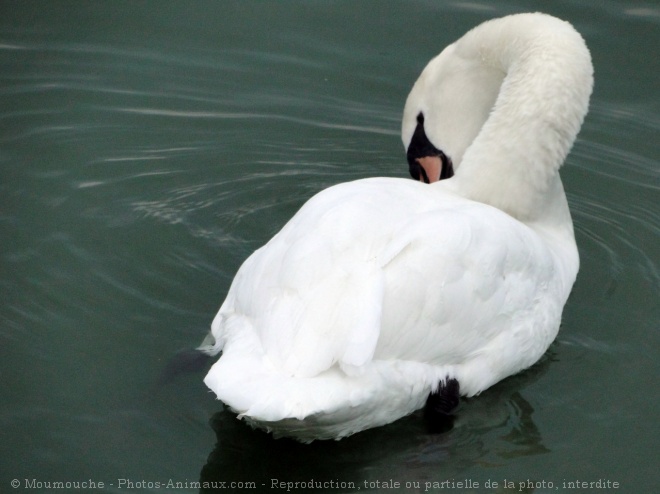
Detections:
[402, 13, 593, 224]
[403, 13, 593, 210]
[402, 42, 504, 184]
[405, 112, 453, 183]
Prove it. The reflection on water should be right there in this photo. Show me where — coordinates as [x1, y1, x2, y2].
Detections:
[200, 354, 553, 493]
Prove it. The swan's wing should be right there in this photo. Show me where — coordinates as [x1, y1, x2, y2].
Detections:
[210, 178, 566, 390]
[213, 179, 405, 378]
[376, 201, 566, 394]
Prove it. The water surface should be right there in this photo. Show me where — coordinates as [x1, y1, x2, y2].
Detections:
[1, 1, 658, 493]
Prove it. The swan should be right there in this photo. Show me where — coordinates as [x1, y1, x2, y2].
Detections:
[200, 12, 593, 442]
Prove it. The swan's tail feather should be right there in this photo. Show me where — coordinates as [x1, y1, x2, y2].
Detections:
[204, 344, 455, 441]
[197, 331, 221, 356]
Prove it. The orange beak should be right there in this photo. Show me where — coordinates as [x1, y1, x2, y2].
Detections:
[416, 156, 443, 183]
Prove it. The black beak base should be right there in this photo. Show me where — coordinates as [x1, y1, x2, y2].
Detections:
[407, 113, 454, 183]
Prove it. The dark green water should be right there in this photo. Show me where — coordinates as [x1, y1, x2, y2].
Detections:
[1, 1, 658, 493]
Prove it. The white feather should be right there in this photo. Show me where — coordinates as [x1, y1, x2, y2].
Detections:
[202, 13, 592, 442]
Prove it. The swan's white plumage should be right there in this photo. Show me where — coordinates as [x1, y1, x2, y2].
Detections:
[202, 13, 592, 441]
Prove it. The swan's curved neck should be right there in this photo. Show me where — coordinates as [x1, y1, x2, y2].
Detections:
[450, 15, 593, 224]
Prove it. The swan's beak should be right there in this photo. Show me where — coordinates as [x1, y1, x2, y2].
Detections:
[406, 112, 454, 184]
[409, 152, 454, 184]
[415, 156, 442, 183]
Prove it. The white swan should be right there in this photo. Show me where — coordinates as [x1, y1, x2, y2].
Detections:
[201, 13, 593, 442]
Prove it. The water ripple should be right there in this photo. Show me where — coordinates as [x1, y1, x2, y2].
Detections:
[113, 107, 398, 136]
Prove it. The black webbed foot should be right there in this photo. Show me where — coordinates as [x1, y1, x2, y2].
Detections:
[424, 377, 460, 433]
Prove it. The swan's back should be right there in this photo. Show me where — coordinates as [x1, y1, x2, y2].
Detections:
[204, 179, 577, 440]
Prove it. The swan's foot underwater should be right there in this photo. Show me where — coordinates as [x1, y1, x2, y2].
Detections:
[158, 348, 215, 385]
[424, 378, 460, 433]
